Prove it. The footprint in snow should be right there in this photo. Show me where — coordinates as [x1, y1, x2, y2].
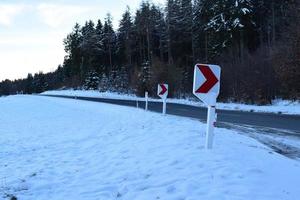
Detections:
[248, 168, 263, 174]
[166, 185, 176, 194]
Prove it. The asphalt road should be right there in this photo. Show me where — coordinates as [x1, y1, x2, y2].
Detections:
[42, 94, 300, 134]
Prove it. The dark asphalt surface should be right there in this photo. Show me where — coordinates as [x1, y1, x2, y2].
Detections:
[42, 94, 300, 134]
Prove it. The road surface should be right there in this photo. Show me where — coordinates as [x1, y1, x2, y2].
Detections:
[42, 94, 300, 133]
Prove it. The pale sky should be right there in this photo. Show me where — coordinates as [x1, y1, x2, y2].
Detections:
[0, 0, 164, 81]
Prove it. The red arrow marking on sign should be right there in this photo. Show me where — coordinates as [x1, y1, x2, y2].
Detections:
[159, 84, 167, 95]
[196, 65, 218, 93]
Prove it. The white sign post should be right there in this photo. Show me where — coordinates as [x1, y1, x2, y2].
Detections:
[193, 64, 221, 149]
[157, 84, 168, 115]
[162, 99, 167, 115]
[145, 91, 148, 111]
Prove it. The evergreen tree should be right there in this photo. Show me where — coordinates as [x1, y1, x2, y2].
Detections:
[179, 0, 193, 62]
[84, 70, 100, 90]
[63, 23, 83, 78]
[94, 19, 106, 74]
[80, 20, 96, 73]
[137, 60, 152, 94]
[24, 73, 34, 94]
[134, 2, 162, 65]
[118, 66, 130, 93]
[117, 7, 134, 66]
[153, 6, 167, 61]
[166, 0, 180, 64]
[203, 0, 255, 59]
[0, 79, 12, 96]
[32, 72, 48, 93]
[98, 73, 109, 92]
[103, 14, 117, 73]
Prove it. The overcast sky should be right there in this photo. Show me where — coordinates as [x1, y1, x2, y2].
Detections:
[0, 0, 164, 81]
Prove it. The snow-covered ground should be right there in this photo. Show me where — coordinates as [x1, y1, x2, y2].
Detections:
[1, 95, 300, 200]
[42, 90, 300, 115]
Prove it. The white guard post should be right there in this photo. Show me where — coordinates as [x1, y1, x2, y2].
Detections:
[206, 104, 216, 149]
[157, 84, 168, 115]
[73, 90, 77, 99]
[145, 91, 148, 111]
[162, 99, 167, 115]
[193, 64, 221, 149]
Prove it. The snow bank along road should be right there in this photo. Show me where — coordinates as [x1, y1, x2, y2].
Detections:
[1, 95, 300, 200]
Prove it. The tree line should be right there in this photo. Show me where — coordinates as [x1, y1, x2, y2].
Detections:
[1, 0, 299, 104]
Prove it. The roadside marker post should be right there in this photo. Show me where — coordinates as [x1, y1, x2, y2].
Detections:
[72, 91, 77, 99]
[157, 84, 168, 115]
[214, 112, 218, 127]
[206, 105, 216, 148]
[145, 91, 149, 111]
[163, 99, 166, 115]
[193, 64, 221, 149]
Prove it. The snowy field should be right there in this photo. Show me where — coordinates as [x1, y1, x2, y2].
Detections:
[1, 95, 300, 200]
[42, 90, 300, 115]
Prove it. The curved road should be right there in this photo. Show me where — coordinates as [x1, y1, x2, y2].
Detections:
[42, 94, 300, 133]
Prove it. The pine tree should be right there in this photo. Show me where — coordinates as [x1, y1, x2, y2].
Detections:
[153, 6, 167, 61]
[117, 7, 133, 66]
[200, 0, 255, 60]
[80, 20, 97, 73]
[137, 60, 152, 94]
[84, 70, 100, 90]
[179, 0, 193, 62]
[103, 14, 117, 73]
[118, 66, 129, 93]
[24, 73, 34, 94]
[134, 2, 163, 65]
[32, 72, 48, 93]
[192, 0, 207, 61]
[98, 73, 109, 92]
[150, 5, 167, 61]
[63, 23, 83, 78]
[166, 0, 180, 64]
[0, 79, 12, 96]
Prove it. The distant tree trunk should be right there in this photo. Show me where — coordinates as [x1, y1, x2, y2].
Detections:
[80, 57, 84, 84]
[205, 32, 208, 63]
[125, 32, 132, 65]
[191, 31, 195, 64]
[168, 38, 173, 64]
[271, 0, 276, 45]
[240, 30, 244, 63]
[159, 37, 164, 60]
[109, 44, 112, 71]
[146, 27, 151, 64]
[167, 22, 173, 64]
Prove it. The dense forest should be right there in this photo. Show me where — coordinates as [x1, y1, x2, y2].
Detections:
[0, 0, 299, 104]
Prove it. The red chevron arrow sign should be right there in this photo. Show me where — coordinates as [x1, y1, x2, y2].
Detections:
[195, 65, 219, 93]
[193, 64, 221, 106]
[157, 84, 168, 99]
